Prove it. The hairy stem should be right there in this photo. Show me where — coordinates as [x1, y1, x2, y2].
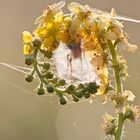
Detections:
[108, 40, 124, 140]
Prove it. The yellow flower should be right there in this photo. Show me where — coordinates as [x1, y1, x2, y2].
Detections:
[34, 27, 47, 38]
[60, 30, 70, 44]
[43, 36, 59, 51]
[35, 21, 59, 39]
[43, 36, 54, 49]
[55, 13, 63, 23]
[35, 1, 65, 25]
[22, 31, 32, 43]
[35, 21, 60, 39]
[23, 44, 33, 55]
[45, 22, 59, 36]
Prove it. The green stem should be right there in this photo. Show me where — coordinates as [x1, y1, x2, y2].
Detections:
[33, 48, 65, 95]
[115, 113, 124, 140]
[108, 40, 124, 140]
[33, 48, 49, 85]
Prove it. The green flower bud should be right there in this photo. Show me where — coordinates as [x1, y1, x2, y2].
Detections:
[45, 72, 53, 79]
[72, 95, 79, 102]
[25, 74, 34, 82]
[83, 92, 90, 98]
[32, 38, 42, 48]
[66, 85, 75, 94]
[78, 83, 84, 89]
[75, 90, 84, 98]
[85, 82, 99, 94]
[47, 86, 54, 93]
[37, 88, 45, 95]
[43, 63, 50, 71]
[58, 79, 66, 86]
[59, 95, 67, 105]
[25, 56, 35, 65]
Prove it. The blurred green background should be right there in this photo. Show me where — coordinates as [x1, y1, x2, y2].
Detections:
[0, 0, 140, 140]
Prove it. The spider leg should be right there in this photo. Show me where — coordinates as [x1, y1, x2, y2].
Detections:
[79, 49, 84, 80]
[67, 53, 73, 80]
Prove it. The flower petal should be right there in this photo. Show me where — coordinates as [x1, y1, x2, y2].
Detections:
[22, 31, 32, 43]
[127, 43, 138, 53]
[123, 90, 135, 102]
[23, 44, 33, 55]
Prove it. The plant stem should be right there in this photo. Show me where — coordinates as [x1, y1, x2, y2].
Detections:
[108, 40, 124, 140]
[115, 113, 124, 140]
[33, 48, 65, 95]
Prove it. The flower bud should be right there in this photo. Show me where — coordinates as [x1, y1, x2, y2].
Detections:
[25, 56, 35, 65]
[47, 86, 54, 93]
[37, 88, 45, 95]
[45, 72, 53, 79]
[75, 90, 84, 98]
[58, 79, 66, 86]
[102, 113, 117, 136]
[124, 105, 140, 122]
[43, 63, 50, 71]
[78, 83, 84, 89]
[85, 82, 99, 94]
[59, 95, 67, 105]
[72, 95, 79, 102]
[32, 38, 42, 48]
[66, 85, 75, 94]
[25, 74, 34, 82]
[83, 92, 90, 98]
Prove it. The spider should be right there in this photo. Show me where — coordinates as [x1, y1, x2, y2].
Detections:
[66, 42, 83, 79]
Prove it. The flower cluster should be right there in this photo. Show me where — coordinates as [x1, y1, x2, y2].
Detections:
[22, 1, 139, 140]
[22, 1, 138, 104]
[102, 113, 117, 137]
